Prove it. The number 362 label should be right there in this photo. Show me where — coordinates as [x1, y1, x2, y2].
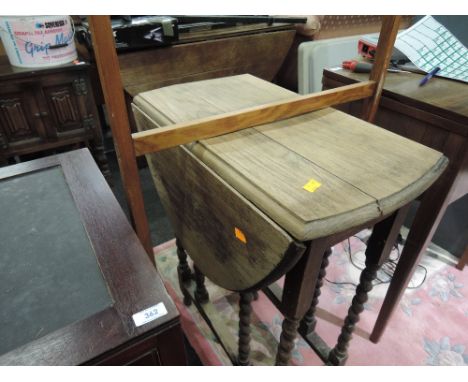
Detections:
[132, 302, 168, 327]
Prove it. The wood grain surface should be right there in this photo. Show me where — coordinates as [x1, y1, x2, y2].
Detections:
[326, 69, 468, 126]
[132, 81, 375, 155]
[88, 16, 153, 258]
[322, 67, 467, 343]
[133, 75, 447, 241]
[136, 121, 305, 291]
[361, 16, 401, 123]
[175, 23, 295, 44]
[119, 29, 295, 97]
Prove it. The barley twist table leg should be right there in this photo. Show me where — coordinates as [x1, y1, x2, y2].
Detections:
[176, 238, 193, 306]
[327, 263, 378, 365]
[237, 291, 254, 366]
[275, 316, 300, 366]
[194, 264, 209, 304]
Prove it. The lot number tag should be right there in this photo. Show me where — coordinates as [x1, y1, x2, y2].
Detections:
[132, 302, 168, 327]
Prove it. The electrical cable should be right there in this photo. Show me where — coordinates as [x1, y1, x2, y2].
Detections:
[325, 233, 428, 290]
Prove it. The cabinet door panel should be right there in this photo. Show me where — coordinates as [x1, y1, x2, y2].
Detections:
[42, 82, 85, 136]
[38, 72, 98, 139]
[0, 87, 47, 148]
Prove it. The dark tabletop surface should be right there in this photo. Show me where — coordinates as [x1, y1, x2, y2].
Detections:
[0, 166, 113, 356]
[326, 68, 468, 119]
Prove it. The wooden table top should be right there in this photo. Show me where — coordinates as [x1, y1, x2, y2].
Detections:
[175, 23, 294, 44]
[120, 28, 295, 98]
[324, 68, 468, 124]
[134, 75, 447, 241]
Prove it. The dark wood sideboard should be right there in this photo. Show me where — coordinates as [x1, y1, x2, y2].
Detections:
[0, 56, 110, 181]
[0, 149, 186, 365]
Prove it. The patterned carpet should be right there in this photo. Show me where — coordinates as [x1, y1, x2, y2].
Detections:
[154, 232, 468, 366]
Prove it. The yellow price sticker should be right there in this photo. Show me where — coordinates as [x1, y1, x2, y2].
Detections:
[303, 178, 322, 193]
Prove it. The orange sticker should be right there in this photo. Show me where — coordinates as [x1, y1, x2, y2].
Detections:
[234, 227, 247, 244]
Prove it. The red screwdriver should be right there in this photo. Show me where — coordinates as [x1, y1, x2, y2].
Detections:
[342, 60, 374, 73]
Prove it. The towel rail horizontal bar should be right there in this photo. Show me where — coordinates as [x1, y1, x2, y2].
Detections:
[132, 81, 376, 156]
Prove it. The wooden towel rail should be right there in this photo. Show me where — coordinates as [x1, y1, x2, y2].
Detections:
[132, 81, 375, 155]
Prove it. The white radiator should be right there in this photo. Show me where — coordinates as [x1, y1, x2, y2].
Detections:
[298, 34, 363, 94]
